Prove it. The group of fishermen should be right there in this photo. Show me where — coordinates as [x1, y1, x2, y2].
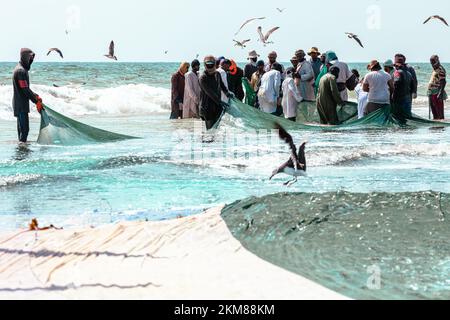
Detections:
[171, 48, 447, 129]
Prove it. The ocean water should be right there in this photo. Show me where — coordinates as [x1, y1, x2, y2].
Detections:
[0, 62, 449, 299]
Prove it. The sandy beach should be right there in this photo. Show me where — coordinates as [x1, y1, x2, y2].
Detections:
[0, 207, 347, 300]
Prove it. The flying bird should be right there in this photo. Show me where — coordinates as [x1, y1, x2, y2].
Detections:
[257, 26, 280, 45]
[235, 17, 266, 36]
[233, 39, 251, 48]
[276, 8, 286, 13]
[104, 41, 118, 60]
[270, 123, 307, 186]
[164, 50, 169, 54]
[423, 15, 449, 27]
[65, 30, 69, 35]
[47, 48, 64, 59]
[345, 32, 364, 48]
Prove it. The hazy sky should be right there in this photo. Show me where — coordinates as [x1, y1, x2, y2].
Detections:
[1, 0, 450, 62]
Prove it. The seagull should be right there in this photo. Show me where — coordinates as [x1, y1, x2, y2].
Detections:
[270, 123, 307, 186]
[276, 8, 286, 13]
[423, 15, 449, 27]
[65, 30, 69, 35]
[104, 41, 118, 61]
[235, 17, 266, 36]
[345, 32, 364, 48]
[164, 50, 169, 54]
[233, 39, 251, 48]
[47, 48, 64, 59]
[257, 26, 280, 45]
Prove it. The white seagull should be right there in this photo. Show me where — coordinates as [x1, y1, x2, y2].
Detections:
[104, 41, 118, 61]
[233, 39, 251, 48]
[235, 17, 266, 36]
[257, 26, 280, 45]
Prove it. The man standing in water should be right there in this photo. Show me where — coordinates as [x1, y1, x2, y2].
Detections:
[13, 48, 43, 144]
[183, 59, 201, 119]
[316, 66, 344, 125]
[428, 55, 447, 120]
[199, 56, 233, 130]
[170, 62, 190, 119]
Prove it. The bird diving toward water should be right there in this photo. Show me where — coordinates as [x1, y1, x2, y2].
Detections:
[104, 41, 118, 60]
[423, 15, 449, 26]
[345, 32, 364, 48]
[47, 48, 64, 59]
[235, 17, 266, 36]
[257, 26, 280, 46]
[276, 8, 286, 13]
[233, 39, 251, 48]
[270, 123, 307, 187]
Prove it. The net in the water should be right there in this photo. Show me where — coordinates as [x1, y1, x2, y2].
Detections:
[37, 105, 139, 145]
[225, 98, 450, 131]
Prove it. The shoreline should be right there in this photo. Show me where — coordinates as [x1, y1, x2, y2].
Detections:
[0, 206, 347, 300]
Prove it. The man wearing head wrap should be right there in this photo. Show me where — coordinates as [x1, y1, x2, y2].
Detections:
[264, 51, 285, 76]
[295, 49, 316, 101]
[199, 56, 233, 130]
[171, 62, 190, 119]
[228, 60, 245, 101]
[12, 48, 43, 143]
[428, 55, 447, 120]
[316, 66, 345, 125]
[392, 54, 415, 122]
[183, 60, 201, 119]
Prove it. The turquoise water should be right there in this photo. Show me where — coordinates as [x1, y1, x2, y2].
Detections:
[1, 62, 449, 299]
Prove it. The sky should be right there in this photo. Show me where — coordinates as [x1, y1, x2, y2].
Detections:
[1, 0, 450, 62]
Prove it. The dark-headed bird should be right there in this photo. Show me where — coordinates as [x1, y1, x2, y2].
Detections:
[47, 48, 64, 59]
[257, 26, 280, 46]
[104, 41, 118, 61]
[270, 123, 307, 186]
[345, 32, 364, 48]
[423, 15, 449, 27]
[233, 39, 251, 48]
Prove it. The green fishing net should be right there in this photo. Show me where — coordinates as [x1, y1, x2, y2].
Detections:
[37, 105, 139, 145]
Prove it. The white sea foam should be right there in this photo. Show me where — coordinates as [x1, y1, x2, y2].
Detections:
[0, 174, 43, 187]
[0, 84, 171, 120]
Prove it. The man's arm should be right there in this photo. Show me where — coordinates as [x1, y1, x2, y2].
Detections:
[438, 67, 447, 100]
[362, 75, 370, 93]
[300, 63, 314, 82]
[17, 70, 38, 104]
[330, 78, 344, 105]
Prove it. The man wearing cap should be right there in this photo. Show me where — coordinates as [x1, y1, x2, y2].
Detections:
[383, 59, 395, 76]
[183, 59, 201, 119]
[295, 49, 315, 101]
[199, 56, 233, 130]
[392, 54, 415, 122]
[316, 66, 345, 125]
[308, 47, 323, 79]
[12, 48, 43, 144]
[428, 55, 447, 120]
[325, 51, 354, 101]
[244, 51, 260, 81]
[362, 60, 393, 116]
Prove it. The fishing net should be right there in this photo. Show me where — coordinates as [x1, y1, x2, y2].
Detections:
[242, 77, 256, 107]
[37, 105, 139, 146]
[225, 98, 450, 131]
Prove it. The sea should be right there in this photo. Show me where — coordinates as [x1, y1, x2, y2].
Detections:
[0, 62, 449, 299]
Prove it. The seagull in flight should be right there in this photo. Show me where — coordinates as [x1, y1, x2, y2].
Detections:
[270, 123, 307, 187]
[276, 8, 286, 13]
[423, 15, 449, 27]
[47, 48, 64, 59]
[345, 32, 364, 48]
[257, 26, 280, 45]
[235, 17, 266, 36]
[233, 39, 251, 48]
[104, 41, 118, 60]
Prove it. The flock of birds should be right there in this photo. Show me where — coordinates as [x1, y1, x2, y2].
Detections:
[230, 10, 450, 50]
[45, 13, 449, 61]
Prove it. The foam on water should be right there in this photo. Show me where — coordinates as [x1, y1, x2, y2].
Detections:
[0, 84, 170, 120]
